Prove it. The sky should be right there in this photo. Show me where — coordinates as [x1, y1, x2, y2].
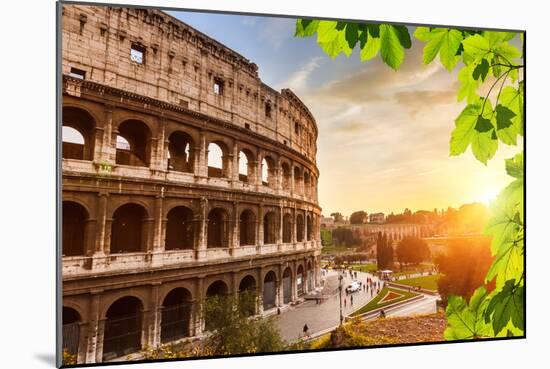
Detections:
[168, 10, 523, 217]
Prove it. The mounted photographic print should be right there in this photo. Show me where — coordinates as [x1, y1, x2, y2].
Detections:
[57, 0, 525, 366]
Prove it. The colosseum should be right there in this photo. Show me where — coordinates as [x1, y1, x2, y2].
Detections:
[60, 4, 322, 364]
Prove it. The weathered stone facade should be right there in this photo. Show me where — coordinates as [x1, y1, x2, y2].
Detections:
[61, 4, 321, 364]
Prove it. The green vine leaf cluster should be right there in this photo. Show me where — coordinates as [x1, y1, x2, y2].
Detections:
[294, 19, 524, 339]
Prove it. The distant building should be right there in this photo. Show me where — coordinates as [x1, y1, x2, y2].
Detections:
[369, 212, 385, 224]
[321, 216, 334, 227]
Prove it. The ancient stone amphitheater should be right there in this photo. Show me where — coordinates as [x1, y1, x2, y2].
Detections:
[60, 4, 321, 364]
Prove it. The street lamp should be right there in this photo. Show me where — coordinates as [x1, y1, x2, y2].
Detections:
[338, 273, 344, 326]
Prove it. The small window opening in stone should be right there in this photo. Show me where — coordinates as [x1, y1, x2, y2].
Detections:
[265, 102, 272, 118]
[245, 123, 250, 130]
[69, 67, 86, 80]
[130, 43, 145, 64]
[213, 78, 224, 95]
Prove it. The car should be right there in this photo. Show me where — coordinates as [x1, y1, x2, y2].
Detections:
[345, 281, 361, 293]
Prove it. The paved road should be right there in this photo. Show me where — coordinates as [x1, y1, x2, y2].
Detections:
[274, 270, 438, 342]
[276, 270, 381, 342]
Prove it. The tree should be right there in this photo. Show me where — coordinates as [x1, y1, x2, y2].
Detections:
[376, 232, 393, 269]
[202, 292, 285, 355]
[330, 212, 343, 222]
[396, 236, 430, 267]
[349, 210, 368, 224]
[435, 237, 493, 306]
[294, 21, 524, 339]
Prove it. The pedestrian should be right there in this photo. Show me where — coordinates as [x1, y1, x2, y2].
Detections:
[379, 309, 386, 318]
[344, 298, 347, 307]
[350, 295, 354, 306]
[303, 323, 310, 337]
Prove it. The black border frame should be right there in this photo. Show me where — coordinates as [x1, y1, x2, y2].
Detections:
[56, 1, 527, 367]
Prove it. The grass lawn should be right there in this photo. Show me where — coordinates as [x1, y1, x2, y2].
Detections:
[350, 287, 419, 317]
[321, 245, 349, 254]
[395, 274, 440, 291]
[350, 263, 377, 273]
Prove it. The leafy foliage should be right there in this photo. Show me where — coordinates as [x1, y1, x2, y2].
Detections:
[294, 20, 524, 339]
[396, 236, 431, 266]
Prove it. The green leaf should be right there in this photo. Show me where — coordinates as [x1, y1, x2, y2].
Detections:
[445, 287, 493, 340]
[450, 100, 498, 164]
[494, 104, 518, 144]
[484, 280, 524, 334]
[379, 24, 406, 70]
[457, 65, 480, 103]
[345, 23, 359, 49]
[414, 27, 463, 70]
[295, 19, 320, 37]
[472, 58, 490, 81]
[316, 21, 353, 58]
[462, 34, 491, 65]
[499, 83, 524, 137]
[360, 30, 381, 61]
[505, 152, 523, 179]
[393, 25, 412, 49]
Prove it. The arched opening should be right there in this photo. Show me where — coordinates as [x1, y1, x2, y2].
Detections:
[161, 288, 193, 343]
[294, 166, 302, 194]
[167, 131, 193, 173]
[207, 208, 228, 248]
[304, 172, 311, 197]
[261, 156, 275, 187]
[238, 150, 254, 182]
[111, 203, 148, 254]
[296, 214, 304, 242]
[306, 215, 313, 241]
[238, 275, 257, 317]
[116, 120, 151, 167]
[165, 206, 194, 250]
[263, 211, 278, 245]
[307, 260, 314, 291]
[282, 213, 292, 243]
[207, 142, 227, 178]
[263, 271, 277, 310]
[62, 201, 87, 257]
[62, 106, 95, 160]
[103, 296, 143, 361]
[297, 265, 305, 296]
[62, 307, 81, 358]
[281, 162, 291, 190]
[205, 280, 229, 331]
[239, 210, 256, 246]
[282, 268, 292, 304]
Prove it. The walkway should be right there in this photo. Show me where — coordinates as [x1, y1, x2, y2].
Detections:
[275, 270, 381, 342]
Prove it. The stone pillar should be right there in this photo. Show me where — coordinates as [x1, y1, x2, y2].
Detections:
[277, 264, 284, 307]
[149, 283, 161, 348]
[95, 192, 109, 256]
[257, 204, 264, 251]
[257, 270, 264, 314]
[153, 194, 165, 252]
[84, 218, 97, 258]
[278, 205, 283, 249]
[292, 207, 297, 244]
[95, 104, 113, 163]
[196, 197, 207, 260]
[231, 143, 239, 183]
[194, 277, 205, 335]
[196, 131, 207, 177]
[84, 292, 101, 364]
[144, 218, 155, 252]
[231, 202, 239, 255]
[290, 161, 295, 195]
[291, 263, 298, 302]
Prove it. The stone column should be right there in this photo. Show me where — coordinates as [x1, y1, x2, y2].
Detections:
[231, 143, 239, 183]
[278, 205, 283, 250]
[292, 207, 297, 244]
[194, 277, 205, 335]
[195, 197, 207, 260]
[291, 263, 298, 302]
[95, 192, 109, 256]
[231, 202, 239, 255]
[290, 161, 295, 195]
[149, 283, 162, 348]
[95, 104, 113, 163]
[277, 264, 284, 307]
[257, 204, 264, 252]
[195, 131, 207, 177]
[84, 291, 101, 364]
[153, 193, 165, 252]
[257, 269, 264, 314]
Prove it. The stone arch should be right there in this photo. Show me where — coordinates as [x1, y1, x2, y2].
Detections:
[303, 171, 311, 197]
[261, 155, 276, 187]
[306, 214, 313, 241]
[282, 213, 292, 243]
[207, 140, 229, 178]
[110, 203, 149, 254]
[62, 106, 96, 160]
[115, 119, 152, 167]
[293, 166, 303, 194]
[207, 207, 229, 248]
[160, 287, 193, 343]
[62, 201, 89, 257]
[280, 161, 291, 190]
[238, 148, 255, 182]
[263, 210, 278, 245]
[62, 306, 81, 357]
[238, 275, 257, 316]
[263, 271, 277, 310]
[296, 264, 305, 296]
[167, 131, 194, 173]
[282, 267, 293, 304]
[296, 213, 304, 242]
[165, 206, 194, 250]
[239, 209, 256, 246]
[102, 296, 144, 361]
